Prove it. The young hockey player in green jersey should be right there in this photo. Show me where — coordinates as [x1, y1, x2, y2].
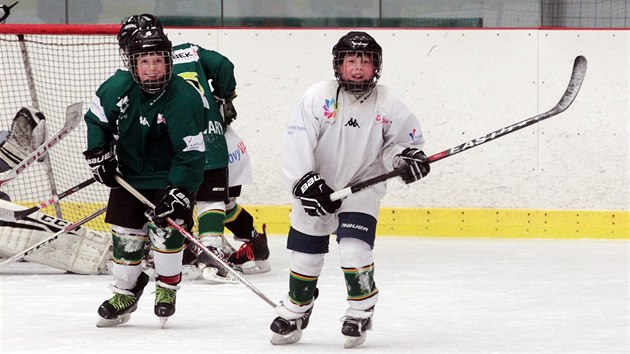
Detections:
[117, 14, 270, 282]
[84, 22, 206, 328]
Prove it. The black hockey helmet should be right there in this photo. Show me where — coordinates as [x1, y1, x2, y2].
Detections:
[332, 31, 382, 98]
[117, 13, 163, 50]
[125, 25, 173, 94]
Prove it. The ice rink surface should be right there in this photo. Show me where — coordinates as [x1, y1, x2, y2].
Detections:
[1, 235, 628, 354]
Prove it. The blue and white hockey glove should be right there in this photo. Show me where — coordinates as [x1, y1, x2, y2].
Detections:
[293, 171, 341, 217]
[148, 186, 191, 227]
[394, 148, 430, 184]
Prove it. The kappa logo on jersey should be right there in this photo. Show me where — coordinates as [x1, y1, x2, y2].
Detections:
[345, 117, 360, 128]
[323, 98, 337, 119]
[157, 113, 165, 124]
[172, 46, 199, 64]
[139, 116, 150, 127]
[182, 132, 205, 152]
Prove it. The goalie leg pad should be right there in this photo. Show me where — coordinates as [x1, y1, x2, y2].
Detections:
[0, 200, 112, 274]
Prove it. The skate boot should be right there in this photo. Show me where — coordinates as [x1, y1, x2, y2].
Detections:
[229, 223, 271, 274]
[270, 288, 318, 345]
[341, 307, 374, 348]
[154, 280, 179, 328]
[194, 236, 242, 284]
[96, 272, 150, 327]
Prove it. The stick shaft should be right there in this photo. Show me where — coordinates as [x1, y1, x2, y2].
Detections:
[114, 175, 278, 309]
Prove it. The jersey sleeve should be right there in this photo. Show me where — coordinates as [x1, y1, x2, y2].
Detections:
[282, 86, 321, 192]
[84, 76, 122, 151]
[198, 46, 237, 99]
[380, 89, 426, 169]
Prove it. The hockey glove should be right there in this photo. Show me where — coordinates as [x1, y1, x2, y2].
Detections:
[149, 186, 191, 227]
[214, 95, 237, 126]
[394, 148, 430, 184]
[292, 171, 341, 217]
[83, 145, 119, 188]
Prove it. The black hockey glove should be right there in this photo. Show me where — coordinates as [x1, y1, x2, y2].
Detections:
[214, 95, 237, 126]
[292, 171, 341, 217]
[394, 148, 430, 184]
[83, 145, 119, 188]
[149, 186, 191, 227]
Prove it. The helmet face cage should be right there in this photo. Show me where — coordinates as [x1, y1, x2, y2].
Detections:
[129, 50, 173, 94]
[126, 27, 173, 94]
[332, 32, 383, 98]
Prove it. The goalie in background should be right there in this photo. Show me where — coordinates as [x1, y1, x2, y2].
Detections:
[270, 32, 431, 348]
[0, 106, 46, 173]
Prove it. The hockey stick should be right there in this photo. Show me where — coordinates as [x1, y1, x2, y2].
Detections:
[0, 177, 96, 222]
[114, 175, 278, 309]
[330, 55, 587, 202]
[0, 206, 107, 268]
[0, 102, 83, 187]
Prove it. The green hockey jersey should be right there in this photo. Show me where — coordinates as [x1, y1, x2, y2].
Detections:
[84, 69, 206, 194]
[172, 43, 235, 169]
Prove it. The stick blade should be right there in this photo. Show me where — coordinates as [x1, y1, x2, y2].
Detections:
[64, 102, 84, 129]
[554, 55, 587, 113]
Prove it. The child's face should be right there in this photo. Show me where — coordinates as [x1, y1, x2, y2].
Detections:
[339, 52, 376, 82]
[135, 52, 167, 82]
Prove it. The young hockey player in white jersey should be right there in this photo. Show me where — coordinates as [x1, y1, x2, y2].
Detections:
[270, 31, 430, 348]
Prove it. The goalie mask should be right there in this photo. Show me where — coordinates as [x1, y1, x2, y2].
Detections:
[124, 25, 173, 94]
[332, 31, 382, 98]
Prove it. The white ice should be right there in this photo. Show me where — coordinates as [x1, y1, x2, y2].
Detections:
[1, 236, 628, 354]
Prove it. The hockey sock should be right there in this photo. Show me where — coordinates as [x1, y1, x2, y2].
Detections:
[197, 201, 225, 238]
[342, 263, 379, 303]
[288, 270, 319, 305]
[225, 203, 257, 241]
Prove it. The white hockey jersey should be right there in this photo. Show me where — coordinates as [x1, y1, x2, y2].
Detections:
[283, 81, 426, 196]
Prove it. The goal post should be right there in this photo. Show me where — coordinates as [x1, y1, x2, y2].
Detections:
[0, 24, 121, 231]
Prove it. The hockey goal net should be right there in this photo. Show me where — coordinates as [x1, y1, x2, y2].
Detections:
[0, 25, 121, 231]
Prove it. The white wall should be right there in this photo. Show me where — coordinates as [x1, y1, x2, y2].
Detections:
[163, 28, 628, 211]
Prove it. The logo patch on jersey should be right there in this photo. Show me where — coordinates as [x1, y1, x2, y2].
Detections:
[345, 117, 360, 128]
[323, 98, 337, 119]
[375, 114, 391, 125]
[172, 46, 199, 64]
[228, 140, 247, 164]
[157, 113, 165, 124]
[409, 128, 420, 142]
[139, 116, 150, 127]
[116, 96, 129, 121]
[182, 132, 205, 152]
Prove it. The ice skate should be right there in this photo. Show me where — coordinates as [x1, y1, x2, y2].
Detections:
[96, 272, 149, 327]
[340, 307, 374, 348]
[270, 289, 318, 345]
[229, 223, 271, 274]
[194, 236, 242, 284]
[154, 281, 179, 328]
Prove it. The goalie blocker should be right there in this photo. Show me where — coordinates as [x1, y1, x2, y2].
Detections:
[0, 199, 112, 274]
[0, 107, 46, 172]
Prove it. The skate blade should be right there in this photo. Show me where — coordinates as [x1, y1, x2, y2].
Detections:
[270, 330, 302, 345]
[343, 334, 366, 349]
[199, 267, 240, 284]
[242, 260, 271, 274]
[159, 317, 169, 329]
[96, 313, 131, 328]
